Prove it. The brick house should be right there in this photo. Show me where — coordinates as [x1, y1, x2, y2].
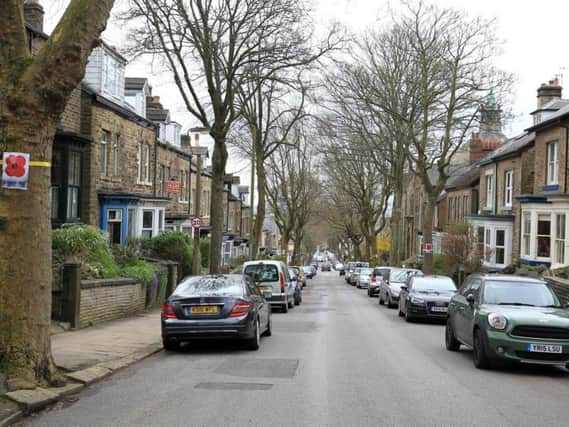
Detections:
[467, 132, 535, 270]
[518, 80, 569, 268]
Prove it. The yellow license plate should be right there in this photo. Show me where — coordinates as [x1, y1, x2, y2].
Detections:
[259, 286, 272, 292]
[190, 306, 219, 314]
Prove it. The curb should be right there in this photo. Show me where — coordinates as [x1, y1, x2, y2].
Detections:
[0, 342, 163, 426]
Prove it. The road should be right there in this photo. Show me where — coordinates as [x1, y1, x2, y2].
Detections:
[22, 272, 569, 427]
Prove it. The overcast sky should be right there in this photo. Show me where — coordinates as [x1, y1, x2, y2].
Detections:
[44, 0, 569, 181]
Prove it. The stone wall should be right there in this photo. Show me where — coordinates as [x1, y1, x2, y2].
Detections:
[544, 276, 569, 305]
[59, 86, 83, 134]
[79, 278, 146, 328]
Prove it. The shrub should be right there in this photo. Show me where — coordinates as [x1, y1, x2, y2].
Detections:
[52, 225, 118, 280]
[142, 231, 193, 278]
[113, 238, 143, 265]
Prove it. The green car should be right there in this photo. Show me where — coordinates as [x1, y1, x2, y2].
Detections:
[446, 274, 569, 369]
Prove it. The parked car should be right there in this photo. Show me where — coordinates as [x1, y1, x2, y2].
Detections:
[301, 265, 315, 279]
[346, 261, 369, 284]
[311, 265, 317, 277]
[356, 267, 374, 289]
[446, 274, 569, 370]
[321, 262, 332, 272]
[336, 263, 345, 275]
[288, 269, 303, 305]
[368, 267, 391, 297]
[398, 275, 457, 322]
[243, 260, 295, 313]
[161, 275, 271, 351]
[379, 268, 423, 308]
[349, 267, 363, 286]
[289, 266, 306, 287]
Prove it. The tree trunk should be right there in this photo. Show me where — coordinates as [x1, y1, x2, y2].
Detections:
[208, 133, 228, 274]
[422, 195, 437, 275]
[251, 142, 265, 258]
[0, 117, 59, 389]
[192, 155, 202, 274]
[390, 177, 404, 265]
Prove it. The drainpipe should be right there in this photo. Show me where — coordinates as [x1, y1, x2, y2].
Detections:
[153, 124, 158, 197]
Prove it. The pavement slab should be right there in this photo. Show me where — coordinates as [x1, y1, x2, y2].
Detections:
[65, 366, 112, 385]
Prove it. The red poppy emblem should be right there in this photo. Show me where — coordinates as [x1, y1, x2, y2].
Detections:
[4, 155, 27, 178]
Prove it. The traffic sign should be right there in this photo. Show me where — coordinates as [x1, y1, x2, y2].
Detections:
[192, 218, 202, 229]
[423, 243, 433, 254]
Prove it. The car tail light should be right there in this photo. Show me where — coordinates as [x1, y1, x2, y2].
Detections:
[279, 272, 285, 293]
[371, 275, 376, 283]
[161, 303, 177, 319]
[229, 301, 251, 317]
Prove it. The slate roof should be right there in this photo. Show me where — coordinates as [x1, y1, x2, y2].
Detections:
[125, 77, 147, 91]
[146, 108, 169, 122]
[479, 132, 535, 164]
[445, 162, 480, 190]
[527, 103, 569, 131]
[530, 98, 569, 114]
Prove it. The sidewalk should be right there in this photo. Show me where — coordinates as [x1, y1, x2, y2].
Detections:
[1, 311, 162, 426]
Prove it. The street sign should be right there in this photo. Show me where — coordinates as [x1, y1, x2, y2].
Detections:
[192, 218, 201, 229]
[2, 152, 30, 190]
[423, 243, 433, 254]
[166, 179, 181, 194]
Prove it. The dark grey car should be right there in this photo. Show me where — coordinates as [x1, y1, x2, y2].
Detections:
[398, 275, 457, 322]
[161, 275, 272, 351]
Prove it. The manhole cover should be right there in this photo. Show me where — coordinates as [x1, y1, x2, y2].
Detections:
[215, 358, 299, 378]
[195, 382, 273, 391]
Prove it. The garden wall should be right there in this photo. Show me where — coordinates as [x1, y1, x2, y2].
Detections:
[544, 276, 569, 305]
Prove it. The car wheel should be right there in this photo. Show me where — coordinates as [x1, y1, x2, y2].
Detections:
[379, 292, 384, 305]
[246, 318, 261, 351]
[386, 294, 393, 308]
[288, 299, 294, 309]
[162, 338, 179, 352]
[473, 328, 492, 369]
[404, 308, 413, 322]
[445, 319, 461, 351]
[282, 303, 288, 313]
[368, 289, 372, 297]
[295, 295, 301, 306]
[263, 314, 272, 337]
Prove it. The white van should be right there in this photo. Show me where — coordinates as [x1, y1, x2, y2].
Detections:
[243, 260, 295, 313]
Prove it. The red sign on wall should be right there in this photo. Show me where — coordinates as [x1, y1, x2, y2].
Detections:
[423, 243, 433, 254]
[166, 180, 182, 194]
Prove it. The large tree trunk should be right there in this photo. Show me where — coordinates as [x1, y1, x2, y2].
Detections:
[209, 133, 228, 273]
[0, 118, 58, 390]
[390, 176, 404, 265]
[0, 0, 114, 388]
[422, 195, 437, 275]
[251, 142, 265, 258]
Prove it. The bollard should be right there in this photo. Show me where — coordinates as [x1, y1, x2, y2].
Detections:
[62, 261, 81, 329]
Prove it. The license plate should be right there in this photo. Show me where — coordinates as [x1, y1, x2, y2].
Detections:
[189, 305, 219, 315]
[527, 343, 562, 353]
[430, 306, 448, 313]
[259, 286, 272, 292]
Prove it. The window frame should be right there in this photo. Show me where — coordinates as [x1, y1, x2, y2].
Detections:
[100, 130, 110, 177]
[555, 213, 566, 265]
[522, 212, 531, 257]
[136, 141, 143, 184]
[112, 134, 121, 177]
[144, 144, 151, 184]
[504, 170, 513, 207]
[536, 213, 552, 259]
[485, 173, 494, 209]
[546, 141, 559, 185]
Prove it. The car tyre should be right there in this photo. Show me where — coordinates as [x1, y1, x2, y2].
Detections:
[404, 308, 413, 322]
[386, 294, 393, 308]
[288, 299, 294, 309]
[379, 292, 385, 305]
[263, 315, 272, 337]
[162, 338, 179, 352]
[282, 303, 289, 313]
[445, 319, 461, 351]
[246, 319, 261, 351]
[473, 328, 492, 369]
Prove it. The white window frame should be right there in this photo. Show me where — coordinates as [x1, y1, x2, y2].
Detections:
[555, 213, 566, 265]
[141, 210, 154, 238]
[113, 134, 120, 177]
[484, 228, 492, 262]
[136, 141, 143, 184]
[485, 173, 493, 209]
[522, 212, 531, 257]
[494, 229, 506, 265]
[504, 170, 513, 207]
[536, 213, 552, 259]
[107, 208, 123, 244]
[547, 141, 559, 185]
[179, 170, 188, 203]
[144, 144, 151, 184]
[100, 131, 109, 177]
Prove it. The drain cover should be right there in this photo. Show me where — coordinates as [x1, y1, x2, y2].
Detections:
[195, 382, 273, 391]
[215, 358, 299, 378]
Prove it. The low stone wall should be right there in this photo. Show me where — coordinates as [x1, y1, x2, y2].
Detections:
[79, 278, 146, 328]
[544, 276, 569, 305]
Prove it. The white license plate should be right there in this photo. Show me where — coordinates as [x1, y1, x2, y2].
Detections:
[430, 306, 448, 313]
[527, 344, 563, 353]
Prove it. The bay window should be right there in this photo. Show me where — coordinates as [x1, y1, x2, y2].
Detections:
[537, 214, 551, 258]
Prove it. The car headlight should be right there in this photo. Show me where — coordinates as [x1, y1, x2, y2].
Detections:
[487, 313, 507, 330]
[410, 296, 425, 304]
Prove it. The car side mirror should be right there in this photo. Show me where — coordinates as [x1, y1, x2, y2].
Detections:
[466, 294, 475, 304]
[261, 290, 272, 299]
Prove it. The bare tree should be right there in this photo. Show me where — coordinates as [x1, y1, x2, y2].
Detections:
[0, 1, 115, 388]
[124, 0, 321, 272]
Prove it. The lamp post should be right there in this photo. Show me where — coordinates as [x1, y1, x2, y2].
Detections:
[189, 127, 209, 275]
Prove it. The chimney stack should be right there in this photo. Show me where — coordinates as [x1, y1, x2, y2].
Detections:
[24, 0, 44, 33]
[537, 78, 563, 109]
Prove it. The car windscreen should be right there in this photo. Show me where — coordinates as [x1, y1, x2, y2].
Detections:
[412, 277, 456, 291]
[482, 281, 561, 307]
[244, 264, 279, 283]
[302, 266, 311, 272]
[173, 276, 244, 297]
[360, 268, 373, 275]
[390, 269, 418, 283]
[356, 262, 369, 267]
[373, 268, 387, 276]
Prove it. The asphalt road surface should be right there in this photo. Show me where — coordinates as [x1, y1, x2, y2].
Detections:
[22, 272, 569, 427]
